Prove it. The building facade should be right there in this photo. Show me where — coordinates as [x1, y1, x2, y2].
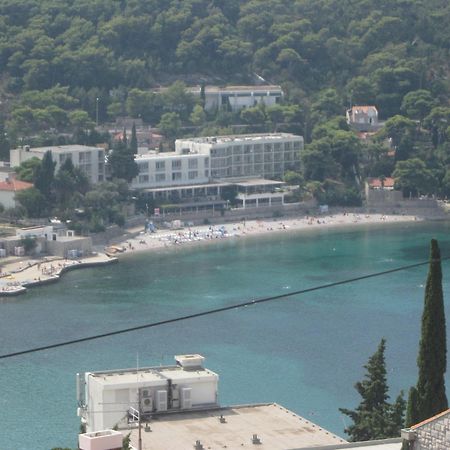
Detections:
[10, 145, 106, 184]
[188, 85, 283, 111]
[131, 133, 303, 191]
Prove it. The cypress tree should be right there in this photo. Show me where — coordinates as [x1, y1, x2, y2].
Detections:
[130, 122, 138, 154]
[34, 150, 56, 201]
[405, 387, 420, 427]
[414, 239, 448, 421]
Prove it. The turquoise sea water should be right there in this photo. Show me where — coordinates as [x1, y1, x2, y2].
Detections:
[1, 221, 450, 449]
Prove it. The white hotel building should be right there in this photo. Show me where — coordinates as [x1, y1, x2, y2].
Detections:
[10, 145, 106, 184]
[131, 133, 303, 191]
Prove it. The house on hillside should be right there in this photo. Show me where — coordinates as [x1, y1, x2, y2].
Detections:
[346, 105, 381, 132]
[0, 176, 33, 209]
[402, 408, 450, 449]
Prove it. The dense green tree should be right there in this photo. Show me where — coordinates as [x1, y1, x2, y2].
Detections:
[393, 158, 436, 197]
[423, 107, 450, 148]
[158, 112, 181, 140]
[108, 137, 138, 182]
[384, 115, 416, 149]
[283, 170, 304, 185]
[0, 120, 10, 161]
[340, 339, 405, 441]
[34, 150, 55, 200]
[15, 186, 48, 218]
[54, 157, 89, 209]
[401, 90, 435, 124]
[14, 157, 42, 182]
[302, 139, 341, 182]
[408, 239, 448, 423]
[189, 104, 206, 126]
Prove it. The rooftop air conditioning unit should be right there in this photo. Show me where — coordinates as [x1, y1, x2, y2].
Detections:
[141, 396, 153, 414]
[181, 387, 192, 409]
[141, 389, 151, 398]
[157, 390, 167, 411]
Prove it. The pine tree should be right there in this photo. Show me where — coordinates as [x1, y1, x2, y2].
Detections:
[340, 339, 405, 441]
[410, 239, 448, 422]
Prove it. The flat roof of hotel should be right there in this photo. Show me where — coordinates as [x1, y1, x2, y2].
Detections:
[13, 144, 100, 153]
[143, 182, 230, 192]
[229, 178, 285, 187]
[128, 403, 347, 450]
[178, 133, 302, 145]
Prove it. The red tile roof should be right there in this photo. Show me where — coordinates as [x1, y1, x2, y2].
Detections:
[0, 179, 33, 192]
[350, 105, 378, 114]
[368, 177, 395, 188]
[411, 409, 450, 430]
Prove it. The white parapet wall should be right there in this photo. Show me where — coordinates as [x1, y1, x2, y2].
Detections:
[79, 429, 123, 450]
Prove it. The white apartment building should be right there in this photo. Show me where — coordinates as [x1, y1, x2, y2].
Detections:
[188, 85, 283, 111]
[133, 151, 210, 189]
[10, 145, 106, 184]
[131, 133, 303, 190]
[77, 354, 219, 433]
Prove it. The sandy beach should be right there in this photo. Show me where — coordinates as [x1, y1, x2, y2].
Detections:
[0, 212, 421, 296]
[109, 212, 421, 256]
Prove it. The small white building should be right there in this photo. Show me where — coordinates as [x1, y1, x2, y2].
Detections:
[77, 354, 219, 433]
[188, 85, 283, 111]
[0, 177, 33, 209]
[10, 145, 106, 184]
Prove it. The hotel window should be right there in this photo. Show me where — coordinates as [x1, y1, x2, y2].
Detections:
[155, 173, 165, 182]
[188, 171, 198, 179]
[138, 162, 149, 172]
[188, 159, 198, 169]
[172, 172, 182, 181]
[204, 157, 209, 166]
[172, 160, 182, 170]
[155, 161, 165, 171]
[205, 169, 209, 177]
[79, 151, 91, 163]
[139, 174, 149, 183]
[293, 141, 301, 149]
[59, 153, 72, 164]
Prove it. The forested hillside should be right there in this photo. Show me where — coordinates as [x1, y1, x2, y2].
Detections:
[0, 0, 448, 122]
[1, 0, 450, 205]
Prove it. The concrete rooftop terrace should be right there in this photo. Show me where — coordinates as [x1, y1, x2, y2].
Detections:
[128, 403, 347, 450]
[89, 365, 217, 387]
[180, 133, 300, 145]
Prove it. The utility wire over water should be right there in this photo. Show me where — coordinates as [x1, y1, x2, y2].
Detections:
[0, 256, 446, 360]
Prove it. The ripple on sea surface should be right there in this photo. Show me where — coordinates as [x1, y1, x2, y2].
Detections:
[1, 221, 450, 449]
